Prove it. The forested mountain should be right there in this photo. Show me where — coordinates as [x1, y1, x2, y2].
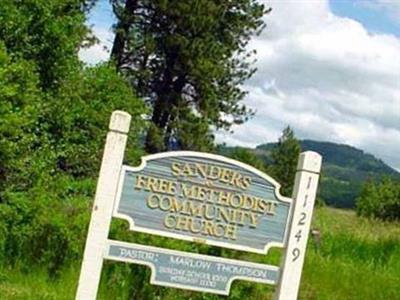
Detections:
[219, 140, 399, 208]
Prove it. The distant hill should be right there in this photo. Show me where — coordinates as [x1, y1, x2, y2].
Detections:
[219, 140, 399, 208]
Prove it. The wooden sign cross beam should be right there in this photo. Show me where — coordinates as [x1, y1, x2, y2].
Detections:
[76, 111, 322, 300]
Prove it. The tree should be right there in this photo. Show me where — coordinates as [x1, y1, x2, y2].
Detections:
[356, 177, 400, 221]
[222, 146, 266, 172]
[0, 0, 95, 90]
[270, 126, 301, 197]
[110, 0, 268, 152]
[0, 43, 41, 195]
[0, 0, 146, 276]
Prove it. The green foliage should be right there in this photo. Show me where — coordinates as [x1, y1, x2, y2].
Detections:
[0, 0, 146, 280]
[299, 140, 396, 174]
[356, 178, 400, 221]
[298, 140, 399, 207]
[254, 140, 399, 208]
[2, 1, 399, 299]
[0, 62, 146, 276]
[0, 44, 42, 194]
[0, 0, 91, 90]
[219, 139, 399, 208]
[218, 146, 266, 172]
[0, 176, 92, 275]
[111, 0, 268, 152]
[2, 208, 400, 299]
[40, 64, 146, 177]
[269, 126, 300, 197]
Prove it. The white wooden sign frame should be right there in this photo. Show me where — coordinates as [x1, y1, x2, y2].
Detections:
[75, 110, 322, 300]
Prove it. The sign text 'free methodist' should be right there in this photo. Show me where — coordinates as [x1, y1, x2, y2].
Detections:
[114, 152, 292, 253]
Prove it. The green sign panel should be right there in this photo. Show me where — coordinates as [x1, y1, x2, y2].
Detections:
[114, 152, 292, 254]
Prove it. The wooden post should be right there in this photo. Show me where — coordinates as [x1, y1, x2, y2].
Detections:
[275, 151, 322, 300]
[76, 111, 131, 300]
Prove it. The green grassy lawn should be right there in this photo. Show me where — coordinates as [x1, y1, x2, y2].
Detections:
[1, 207, 399, 299]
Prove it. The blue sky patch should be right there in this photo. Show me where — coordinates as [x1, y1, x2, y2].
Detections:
[329, 0, 400, 36]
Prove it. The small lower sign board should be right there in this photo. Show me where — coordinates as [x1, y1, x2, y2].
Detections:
[105, 240, 280, 295]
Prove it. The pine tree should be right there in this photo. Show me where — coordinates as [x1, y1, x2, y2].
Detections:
[270, 126, 301, 197]
[110, 0, 269, 152]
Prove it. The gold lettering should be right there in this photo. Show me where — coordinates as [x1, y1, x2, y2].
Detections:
[204, 205, 215, 220]
[167, 181, 177, 194]
[249, 212, 259, 227]
[194, 163, 208, 178]
[217, 206, 232, 223]
[230, 172, 243, 189]
[170, 197, 183, 212]
[164, 214, 176, 228]
[203, 221, 215, 236]
[189, 218, 202, 233]
[236, 210, 246, 225]
[224, 225, 237, 240]
[181, 183, 193, 198]
[171, 163, 182, 176]
[159, 196, 171, 211]
[242, 195, 253, 210]
[219, 168, 233, 184]
[230, 194, 243, 208]
[182, 164, 194, 176]
[242, 176, 252, 189]
[208, 166, 221, 180]
[214, 223, 225, 237]
[147, 177, 159, 192]
[135, 175, 147, 190]
[197, 187, 207, 201]
[147, 194, 159, 209]
[266, 202, 278, 215]
[182, 201, 202, 217]
[217, 191, 230, 206]
[176, 215, 190, 231]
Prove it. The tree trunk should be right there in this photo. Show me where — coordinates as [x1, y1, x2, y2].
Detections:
[110, 0, 138, 69]
[144, 96, 171, 153]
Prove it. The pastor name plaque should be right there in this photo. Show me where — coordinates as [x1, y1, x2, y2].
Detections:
[105, 240, 280, 295]
[113, 152, 292, 254]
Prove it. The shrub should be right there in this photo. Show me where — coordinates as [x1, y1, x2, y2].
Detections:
[356, 178, 400, 221]
[0, 175, 92, 276]
[0, 63, 146, 275]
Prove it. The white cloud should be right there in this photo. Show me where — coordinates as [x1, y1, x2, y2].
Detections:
[217, 0, 400, 170]
[79, 26, 113, 65]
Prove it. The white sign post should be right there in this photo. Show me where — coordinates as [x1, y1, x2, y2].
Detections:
[76, 111, 131, 300]
[275, 151, 322, 300]
[75, 110, 322, 300]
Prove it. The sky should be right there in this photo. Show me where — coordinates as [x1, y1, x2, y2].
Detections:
[79, 0, 400, 171]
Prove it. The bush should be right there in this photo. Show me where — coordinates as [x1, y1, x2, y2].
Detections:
[0, 0, 146, 285]
[0, 43, 42, 195]
[0, 63, 146, 275]
[356, 178, 400, 221]
[0, 175, 93, 276]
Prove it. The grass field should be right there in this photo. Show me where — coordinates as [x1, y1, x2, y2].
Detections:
[1, 207, 399, 300]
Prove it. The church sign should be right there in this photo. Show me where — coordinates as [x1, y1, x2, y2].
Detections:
[76, 111, 322, 300]
[114, 153, 291, 253]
